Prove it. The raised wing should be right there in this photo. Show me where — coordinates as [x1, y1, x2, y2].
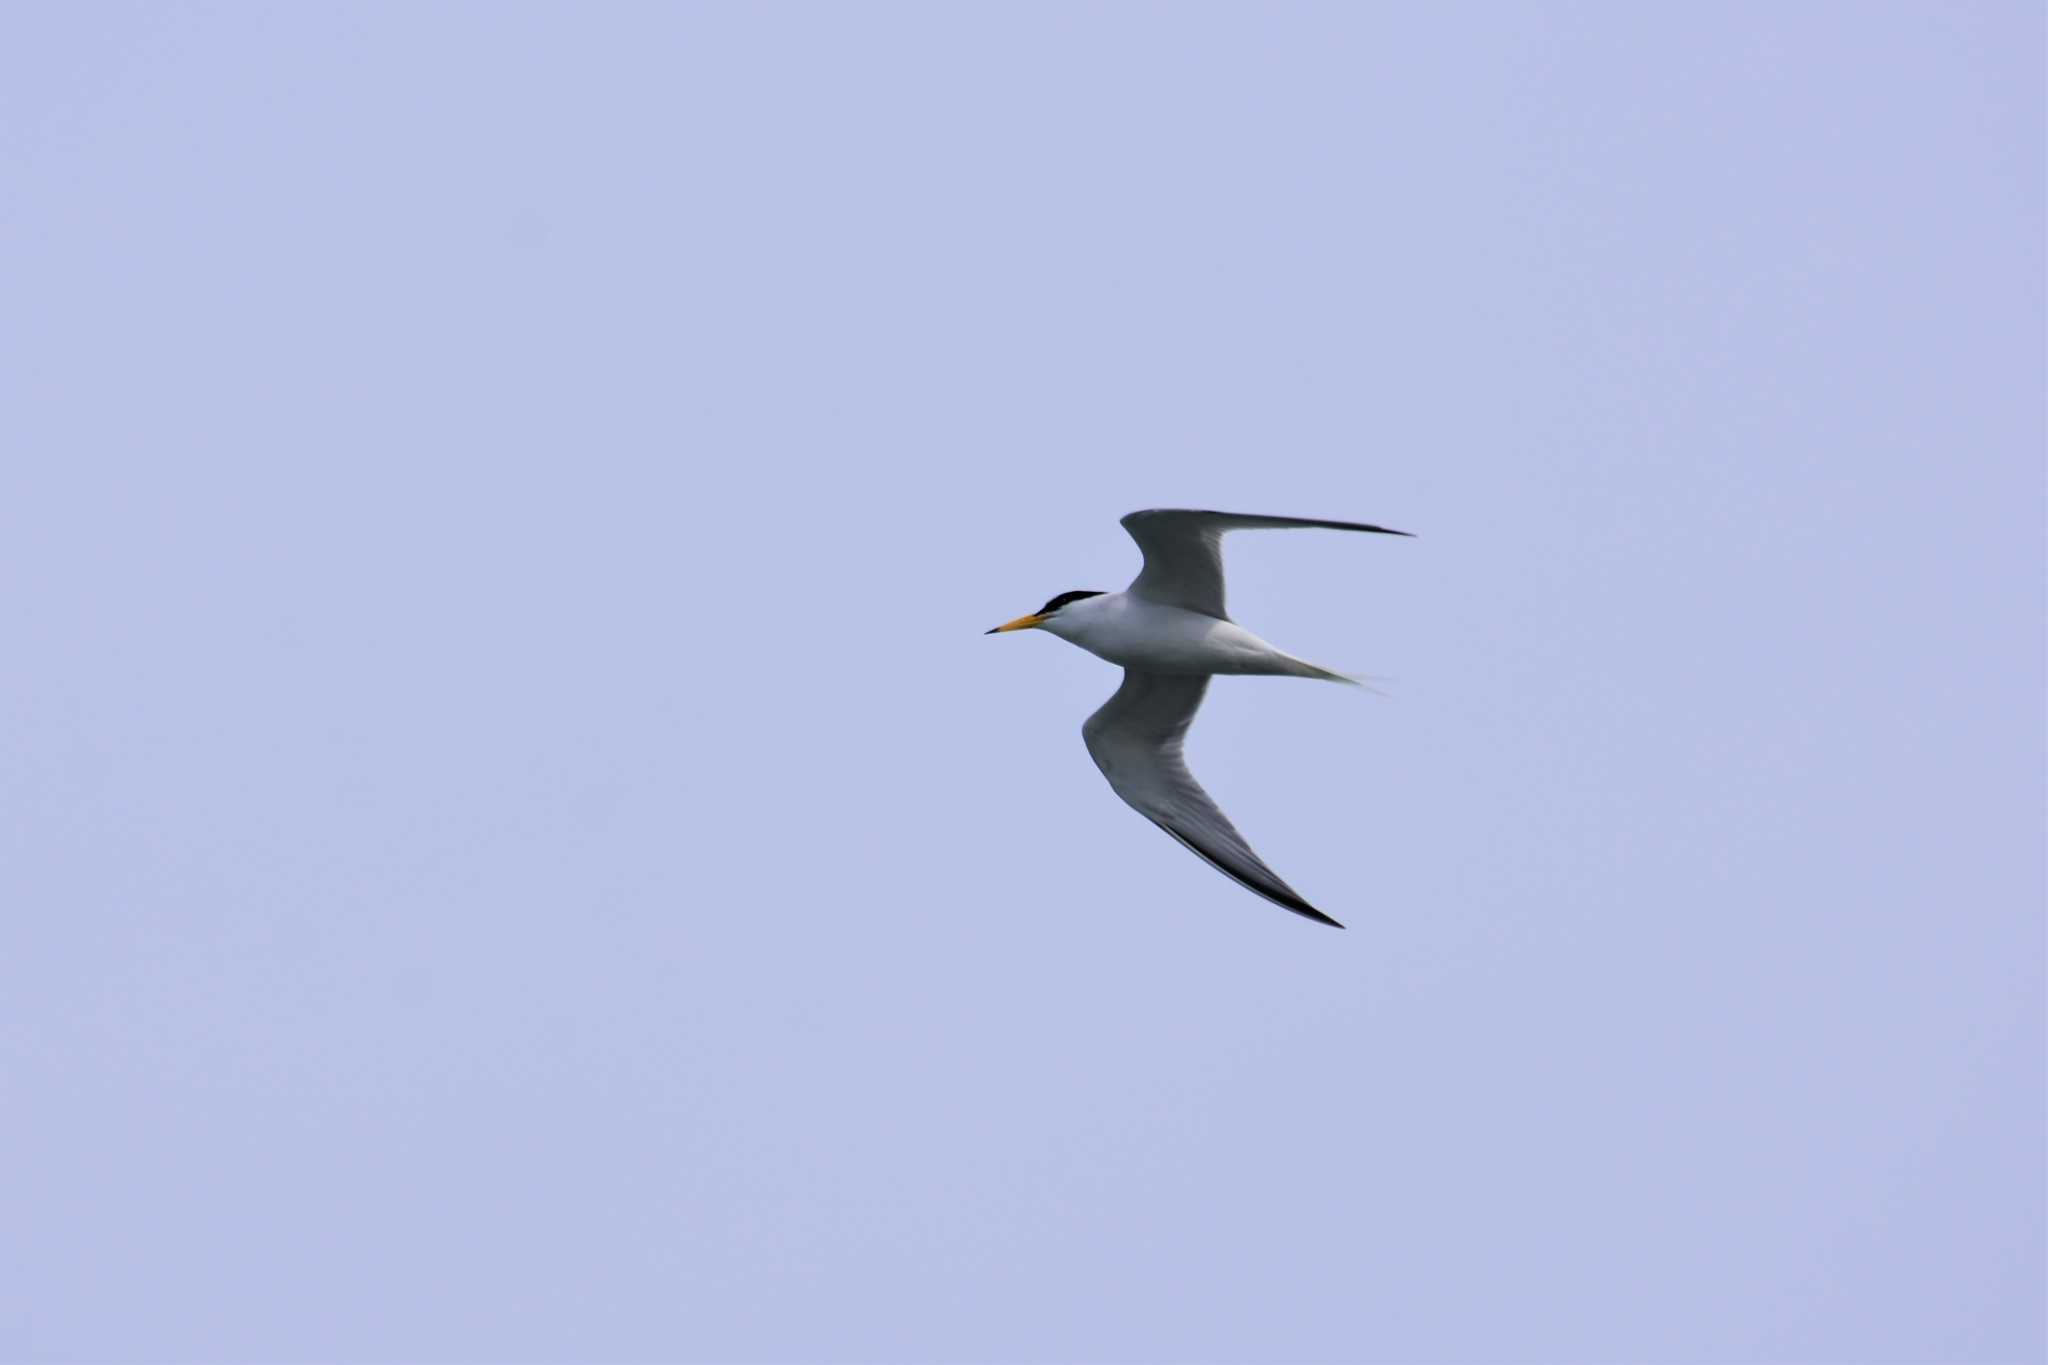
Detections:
[1120, 508, 1411, 618]
[1082, 669, 1342, 927]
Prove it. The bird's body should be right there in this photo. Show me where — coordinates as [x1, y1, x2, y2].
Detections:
[1037, 593, 1345, 680]
[988, 508, 1410, 928]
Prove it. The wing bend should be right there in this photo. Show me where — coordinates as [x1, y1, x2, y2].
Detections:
[1120, 508, 1410, 618]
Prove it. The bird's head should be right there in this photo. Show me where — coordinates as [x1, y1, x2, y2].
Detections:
[986, 590, 1106, 636]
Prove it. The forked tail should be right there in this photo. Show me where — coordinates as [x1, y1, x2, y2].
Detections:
[1281, 656, 1389, 694]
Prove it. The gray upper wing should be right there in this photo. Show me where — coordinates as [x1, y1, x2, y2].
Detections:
[1120, 508, 1411, 617]
[1081, 668, 1342, 927]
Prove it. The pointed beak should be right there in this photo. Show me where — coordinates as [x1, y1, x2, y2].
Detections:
[985, 612, 1049, 635]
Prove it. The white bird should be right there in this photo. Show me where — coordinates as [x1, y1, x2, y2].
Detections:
[987, 509, 1411, 928]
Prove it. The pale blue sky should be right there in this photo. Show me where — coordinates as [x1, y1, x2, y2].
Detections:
[2, 4, 2041, 1362]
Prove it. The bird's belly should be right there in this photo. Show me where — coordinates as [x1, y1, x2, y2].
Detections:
[1075, 609, 1284, 675]
[1084, 636, 1216, 673]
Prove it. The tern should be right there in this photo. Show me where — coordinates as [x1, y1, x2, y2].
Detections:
[987, 509, 1410, 928]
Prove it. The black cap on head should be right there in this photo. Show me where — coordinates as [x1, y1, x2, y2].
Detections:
[1037, 590, 1104, 615]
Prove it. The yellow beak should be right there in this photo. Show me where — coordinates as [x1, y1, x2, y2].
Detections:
[985, 612, 1049, 635]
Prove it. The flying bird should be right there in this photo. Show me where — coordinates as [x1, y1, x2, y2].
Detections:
[987, 509, 1410, 928]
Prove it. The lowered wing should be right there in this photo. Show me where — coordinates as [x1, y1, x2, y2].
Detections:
[1081, 668, 1342, 927]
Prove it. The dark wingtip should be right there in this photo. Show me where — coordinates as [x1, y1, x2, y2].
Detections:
[1325, 520, 1413, 538]
[1275, 891, 1345, 928]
